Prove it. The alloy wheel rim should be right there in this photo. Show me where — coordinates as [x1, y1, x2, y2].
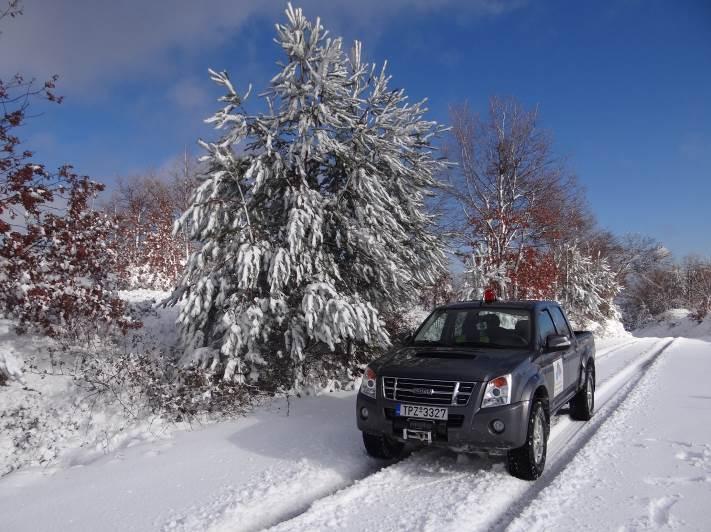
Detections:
[532, 411, 544, 464]
[586, 372, 594, 411]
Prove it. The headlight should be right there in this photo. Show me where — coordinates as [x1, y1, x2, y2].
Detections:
[482, 374, 511, 408]
[359, 366, 377, 398]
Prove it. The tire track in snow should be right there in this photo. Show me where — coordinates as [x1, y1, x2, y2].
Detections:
[595, 338, 640, 361]
[162, 458, 385, 532]
[491, 337, 676, 531]
[263, 338, 672, 532]
[544, 337, 665, 445]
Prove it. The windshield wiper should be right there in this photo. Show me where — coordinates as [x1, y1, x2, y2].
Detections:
[412, 340, 443, 346]
[454, 341, 507, 349]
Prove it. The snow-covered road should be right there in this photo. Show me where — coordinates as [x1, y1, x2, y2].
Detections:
[1, 335, 707, 532]
[506, 337, 711, 532]
[267, 337, 673, 532]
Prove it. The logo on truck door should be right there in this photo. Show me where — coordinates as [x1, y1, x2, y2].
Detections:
[553, 358, 564, 396]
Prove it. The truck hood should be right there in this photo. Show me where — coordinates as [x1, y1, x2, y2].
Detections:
[370, 345, 532, 383]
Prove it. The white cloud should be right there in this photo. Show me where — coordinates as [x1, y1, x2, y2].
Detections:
[169, 78, 212, 110]
[1, 0, 269, 91]
[1, 0, 525, 93]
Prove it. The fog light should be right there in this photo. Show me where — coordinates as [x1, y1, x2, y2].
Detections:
[360, 407, 369, 420]
[491, 419, 505, 433]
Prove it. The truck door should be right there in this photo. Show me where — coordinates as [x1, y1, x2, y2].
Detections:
[551, 306, 579, 398]
[537, 309, 566, 407]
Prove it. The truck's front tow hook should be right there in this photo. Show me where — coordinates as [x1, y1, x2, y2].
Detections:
[403, 429, 433, 444]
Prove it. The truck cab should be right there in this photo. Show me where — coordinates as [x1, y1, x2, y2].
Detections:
[356, 299, 596, 480]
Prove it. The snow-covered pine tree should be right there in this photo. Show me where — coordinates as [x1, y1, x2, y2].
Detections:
[459, 245, 511, 300]
[170, 5, 447, 388]
[555, 243, 620, 327]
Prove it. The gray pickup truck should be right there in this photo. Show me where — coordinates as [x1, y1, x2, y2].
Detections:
[356, 299, 595, 480]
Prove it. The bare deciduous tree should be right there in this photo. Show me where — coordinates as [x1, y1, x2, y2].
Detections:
[444, 97, 589, 299]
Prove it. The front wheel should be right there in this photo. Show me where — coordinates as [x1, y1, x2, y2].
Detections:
[362, 432, 404, 459]
[570, 365, 595, 421]
[507, 399, 548, 480]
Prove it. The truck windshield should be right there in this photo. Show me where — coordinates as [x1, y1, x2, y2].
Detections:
[413, 308, 532, 349]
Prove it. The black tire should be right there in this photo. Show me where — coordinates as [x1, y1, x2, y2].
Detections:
[507, 399, 548, 480]
[362, 432, 404, 459]
[570, 365, 595, 421]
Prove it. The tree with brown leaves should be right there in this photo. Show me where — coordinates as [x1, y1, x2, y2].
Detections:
[106, 153, 197, 290]
[0, 5, 136, 338]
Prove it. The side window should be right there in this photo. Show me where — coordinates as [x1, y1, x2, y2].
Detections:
[551, 307, 573, 338]
[538, 310, 557, 345]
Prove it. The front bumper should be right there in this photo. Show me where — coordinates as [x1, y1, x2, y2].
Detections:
[356, 392, 529, 451]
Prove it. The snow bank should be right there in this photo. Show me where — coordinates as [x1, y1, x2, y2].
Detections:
[118, 288, 172, 304]
[0, 345, 24, 384]
[587, 317, 632, 341]
[0, 290, 183, 478]
[0, 390, 377, 532]
[0, 319, 35, 385]
[635, 308, 711, 340]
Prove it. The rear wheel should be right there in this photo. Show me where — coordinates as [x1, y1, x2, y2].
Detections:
[570, 365, 595, 421]
[362, 432, 404, 459]
[507, 399, 548, 480]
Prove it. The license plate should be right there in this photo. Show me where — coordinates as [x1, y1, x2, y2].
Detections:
[396, 404, 448, 420]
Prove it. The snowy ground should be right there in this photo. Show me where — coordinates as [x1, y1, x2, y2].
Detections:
[635, 309, 711, 341]
[0, 290, 183, 478]
[2, 328, 708, 531]
[506, 337, 711, 532]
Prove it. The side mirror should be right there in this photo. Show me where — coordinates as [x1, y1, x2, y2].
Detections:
[403, 333, 414, 345]
[547, 334, 571, 351]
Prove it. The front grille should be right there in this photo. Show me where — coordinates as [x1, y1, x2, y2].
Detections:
[382, 377, 476, 406]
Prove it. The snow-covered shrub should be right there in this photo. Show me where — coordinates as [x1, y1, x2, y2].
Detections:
[169, 5, 447, 389]
[0, 346, 23, 385]
[0, 292, 248, 478]
[1, 403, 83, 476]
[72, 347, 250, 421]
[459, 245, 512, 300]
[0, 174, 139, 339]
[619, 254, 711, 329]
[122, 264, 176, 292]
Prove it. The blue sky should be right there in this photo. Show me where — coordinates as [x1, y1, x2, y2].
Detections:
[4, 0, 710, 258]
